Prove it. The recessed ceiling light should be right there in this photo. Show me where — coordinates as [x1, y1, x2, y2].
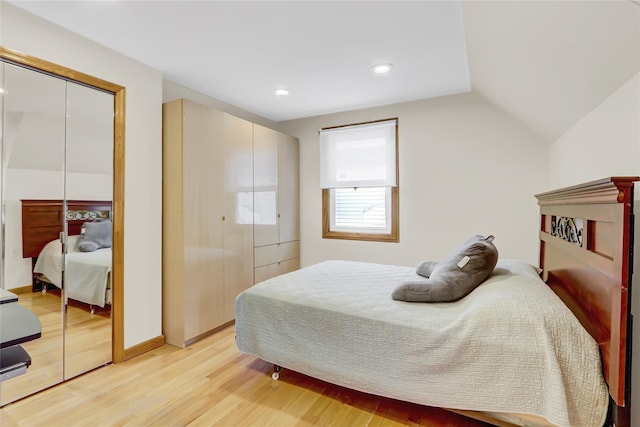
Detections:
[275, 89, 289, 96]
[372, 63, 393, 74]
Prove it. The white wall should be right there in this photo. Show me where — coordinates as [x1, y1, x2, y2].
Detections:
[278, 91, 548, 268]
[547, 72, 640, 425]
[1, 3, 163, 349]
[549, 73, 640, 188]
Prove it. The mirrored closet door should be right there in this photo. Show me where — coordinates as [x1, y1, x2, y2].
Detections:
[0, 59, 114, 405]
[63, 78, 114, 380]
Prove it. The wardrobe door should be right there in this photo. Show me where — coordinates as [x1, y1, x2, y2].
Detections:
[252, 124, 278, 247]
[182, 101, 226, 342]
[222, 113, 254, 322]
[0, 62, 65, 405]
[63, 81, 114, 379]
[278, 133, 299, 243]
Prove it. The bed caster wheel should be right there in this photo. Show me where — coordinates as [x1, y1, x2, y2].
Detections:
[90, 306, 95, 315]
[272, 365, 281, 380]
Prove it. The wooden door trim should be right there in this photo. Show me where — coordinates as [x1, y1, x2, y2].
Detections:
[0, 46, 126, 363]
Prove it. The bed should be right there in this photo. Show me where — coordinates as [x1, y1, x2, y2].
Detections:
[235, 177, 637, 427]
[21, 200, 112, 309]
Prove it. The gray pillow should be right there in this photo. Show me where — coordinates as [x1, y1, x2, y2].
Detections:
[78, 220, 112, 252]
[392, 235, 498, 302]
[78, 240, 100, 253]
[416, 260, 439, 278]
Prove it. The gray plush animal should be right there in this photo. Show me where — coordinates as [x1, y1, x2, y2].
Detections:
[78, 220, 113, 252]
[392, 235, 498, 302]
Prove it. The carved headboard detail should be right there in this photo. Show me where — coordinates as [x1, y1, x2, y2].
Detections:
[21, 199, 112, 259]
[536, 177, 638, 423]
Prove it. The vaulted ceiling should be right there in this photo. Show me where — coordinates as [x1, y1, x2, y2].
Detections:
[6, 0, 640, 142]
[463, 0, 639, 141]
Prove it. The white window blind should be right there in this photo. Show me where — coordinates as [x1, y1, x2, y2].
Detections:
[320, 119, 397, 189]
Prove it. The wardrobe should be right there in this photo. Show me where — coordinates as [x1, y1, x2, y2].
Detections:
[162, 99, 299, 348]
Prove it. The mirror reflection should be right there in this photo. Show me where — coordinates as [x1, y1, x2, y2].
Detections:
[1, 62, 65, 404]
[0, 61, 114, 405]
[63, 81, 113, 379]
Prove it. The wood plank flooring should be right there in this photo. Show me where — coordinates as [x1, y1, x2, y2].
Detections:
[0, 325, 492, 426]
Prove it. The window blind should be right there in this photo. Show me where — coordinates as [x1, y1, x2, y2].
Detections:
[320, 119, 397, 189]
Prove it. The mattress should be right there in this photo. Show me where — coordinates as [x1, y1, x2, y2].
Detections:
[33, 235, 112, 307]
[235, 259, 608, 427]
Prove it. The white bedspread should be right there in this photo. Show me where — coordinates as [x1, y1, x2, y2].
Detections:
[33, 235, 111, 307]
[235, 259, 608, 427]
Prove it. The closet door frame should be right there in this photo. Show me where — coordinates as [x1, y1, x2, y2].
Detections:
[0, 46, 126, 363]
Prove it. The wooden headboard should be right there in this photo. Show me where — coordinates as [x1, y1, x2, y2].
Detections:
[536, 177, 638, 426]
[21, 199, 112, 259]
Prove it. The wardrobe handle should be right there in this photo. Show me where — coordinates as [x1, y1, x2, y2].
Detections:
[222, 215, 226, 221]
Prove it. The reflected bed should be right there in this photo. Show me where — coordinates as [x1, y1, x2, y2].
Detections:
[33, 235, 111, 307]
[21, 199, 112, 309]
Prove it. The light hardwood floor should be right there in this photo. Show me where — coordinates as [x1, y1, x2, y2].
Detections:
[0, 324, 491, 426]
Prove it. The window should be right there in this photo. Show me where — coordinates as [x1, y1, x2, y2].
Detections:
[320, 119, 398, 242]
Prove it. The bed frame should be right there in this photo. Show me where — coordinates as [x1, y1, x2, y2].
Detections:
[21, 199, 112, 291]
[535, 177, 638, 427]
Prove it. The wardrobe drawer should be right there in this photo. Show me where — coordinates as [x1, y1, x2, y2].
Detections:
[254, 240, 300, 268]
[279, 258, 300, 274]
[278, 241, 299, 261]
[254, 245, 279, 268]
[255, 263, 280, 283]
[254, 258, 300, 284]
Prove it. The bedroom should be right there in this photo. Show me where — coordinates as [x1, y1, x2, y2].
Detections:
[0, 0, 638, 426]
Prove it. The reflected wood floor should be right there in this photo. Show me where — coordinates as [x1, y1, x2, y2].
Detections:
[0, 325, 492, 427]
[0, 289, 111, 405]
